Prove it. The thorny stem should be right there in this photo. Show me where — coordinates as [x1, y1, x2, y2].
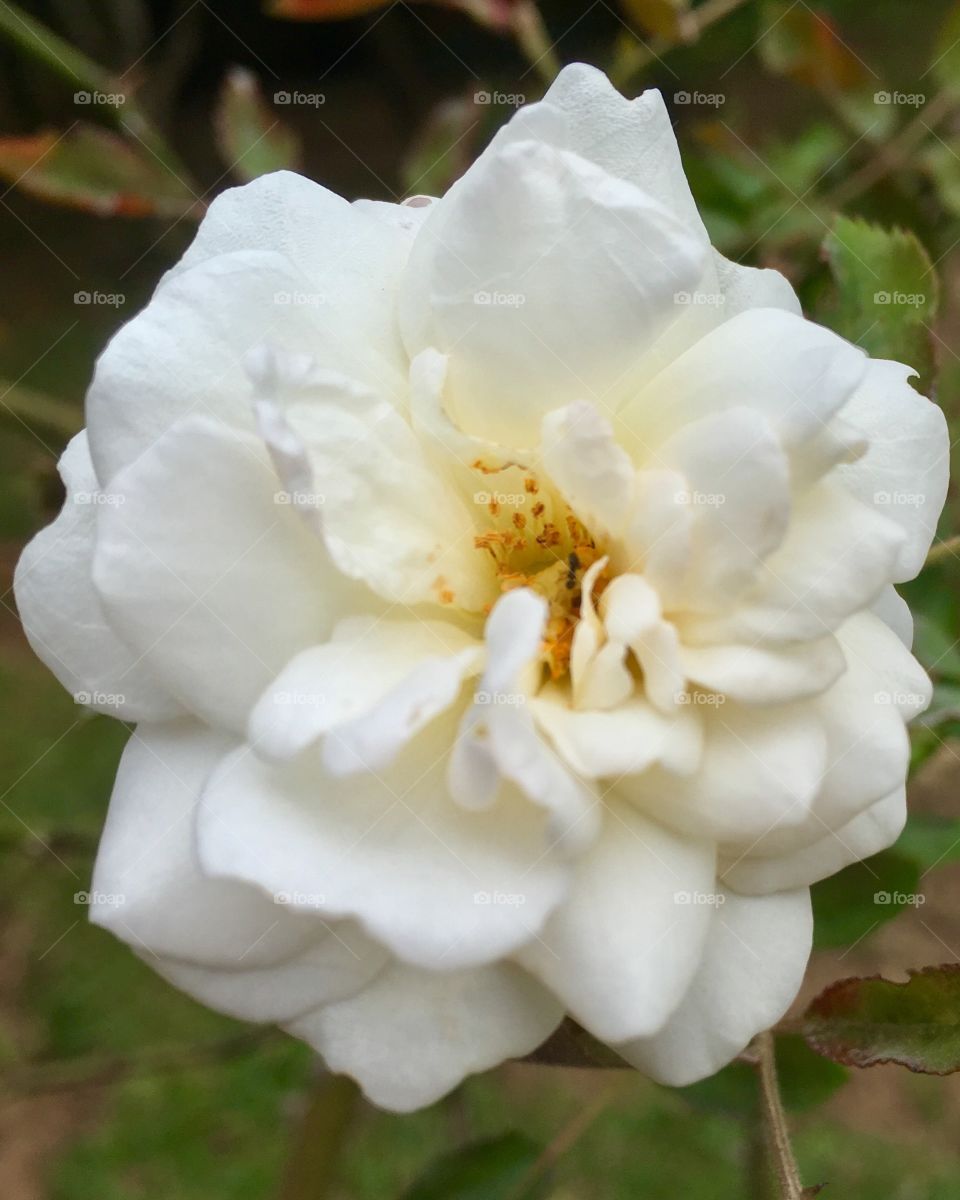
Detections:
[754, 1032, 806, 1200]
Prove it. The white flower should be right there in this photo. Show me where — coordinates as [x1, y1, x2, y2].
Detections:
[15, 64, 947, 1112]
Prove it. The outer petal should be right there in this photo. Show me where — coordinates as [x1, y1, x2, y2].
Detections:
[154, 920, 385, 1024]
[721, 789, 905, 893]
[621, 701, 828, 844]
[92, 722, 321, 969]
[711, 250, 801, 318]
[87, 248, 403, 487]
[14, 432, 180, 721]
[618, 308, 867, 462]
[617, 887, 812, 1084]
[515, 805, 716, 1043]
[400, 138, 706, 445]
[837, 359, 949, 581]
[685, 483, 905, 645]
[197, 711, 570, 971]
[93, 416, 361, 733]
[249, 616, 481, 763]
[287, 961, 562, 1112]
[504, 64, 710, 241]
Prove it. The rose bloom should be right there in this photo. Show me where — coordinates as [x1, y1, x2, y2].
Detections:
[15, 64, 947, 1111]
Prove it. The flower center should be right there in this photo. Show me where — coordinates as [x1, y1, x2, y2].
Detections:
[470, 460, 607, 679]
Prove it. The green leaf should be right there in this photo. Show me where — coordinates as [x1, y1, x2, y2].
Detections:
[823, 216, 939, 392]
[757, 1, 867, 92]
[401, 1132, 545, 1200]
[803, 965, 960, 1073]
[0, 126, 198, 218]
[402, 93, 486, 198]
[811, 849, 921, 950]
[216, 67, 301, 182]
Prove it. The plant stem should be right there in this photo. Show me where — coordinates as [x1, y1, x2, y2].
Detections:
[825, 88, 956, 210]
[278, 1071, 360, 1200]
[925, 534, 960, 568]
[754, 1032, 805, 1200]
[511, 0, 561, 86]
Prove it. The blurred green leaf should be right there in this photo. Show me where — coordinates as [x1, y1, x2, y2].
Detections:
[679, 1036, 847, 1117]
[803, 965, 960, 1072]
[216, 66, 301, 182]
[0, 126, 198, 218]
[757, 1, 868, 92]
[401, 1132, 545, 1200]
[898, 813, 960, 874]
[403, 93, 487, 197]
[822, 216, 938, 390]
[811, 849, 921, 950]
[620, 0, 694, 41]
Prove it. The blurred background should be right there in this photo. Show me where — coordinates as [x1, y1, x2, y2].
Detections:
[2, 0, 960, 1196]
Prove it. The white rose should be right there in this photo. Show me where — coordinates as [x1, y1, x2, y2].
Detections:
[14, 64, 947, 1112]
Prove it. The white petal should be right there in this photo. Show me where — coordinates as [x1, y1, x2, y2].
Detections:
[91, 721, 322, 969]
[287, 961, 562, 1112]
[685, 483, 905, 644]
[721, 789, 905, 893]
[533, 684, 703, 780]
[511, 65, 711, 242]
[154, 919, 385, 1024]
[14, 432, 180, 721]
[540, 401, 636, 541]
[712, 250, 801, 318]
[93, 416, 360, 733]
[679, 636, 845, 704]
[265, 366, 491, 611]
[600, 574, 685, 712]
[872, 584, 914, 647]
[87, 245, 404, 487]
[619, 308, 867, 461]
[837, 359, 949, 581]
[516, 805, 716, 1042]
[197, 712, 570, 971]
[451, 590, 599, 850]
[617, 887, 812, 1084]
[249, 617, 480, 762]
[401, 138, 705, 445]
[654, 407, 791, 611]
[621, 701, 828, 844]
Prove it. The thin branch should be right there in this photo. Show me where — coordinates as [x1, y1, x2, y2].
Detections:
[825, 87, 956, 210]
[925, 534, 960, 569]
[504, 1079, 627, 1200]
[278, 1071, 360, 1200]
[754, 1032, 806, 1200]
